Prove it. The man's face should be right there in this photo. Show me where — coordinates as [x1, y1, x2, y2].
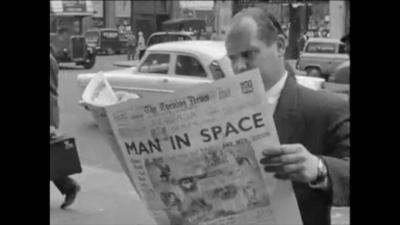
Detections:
[225, 17, 284, 89]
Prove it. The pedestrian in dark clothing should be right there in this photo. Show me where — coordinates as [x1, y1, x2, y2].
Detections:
[50, 53, 81, 209]
[225, 8, 349, 225]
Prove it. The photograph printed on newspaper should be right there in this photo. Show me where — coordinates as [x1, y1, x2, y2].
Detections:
[95, 69, 302, 225]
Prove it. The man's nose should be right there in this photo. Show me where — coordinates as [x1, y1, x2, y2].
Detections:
[233, 57, 248, 74]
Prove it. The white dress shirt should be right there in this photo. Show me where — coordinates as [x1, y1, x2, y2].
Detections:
[266, 71, 288, 113]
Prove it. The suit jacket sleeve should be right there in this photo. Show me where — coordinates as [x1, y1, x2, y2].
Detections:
[320, 98, 350, 206]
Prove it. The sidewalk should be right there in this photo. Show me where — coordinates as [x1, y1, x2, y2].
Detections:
[50, 165, 157, 225]
[50, 165, 349, 225]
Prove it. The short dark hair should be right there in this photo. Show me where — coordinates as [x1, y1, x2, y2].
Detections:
[232, 7, 286, 46]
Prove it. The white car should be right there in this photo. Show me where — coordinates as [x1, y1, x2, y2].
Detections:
[296, 38, 349, 79]
[77, 40, 326, 104]
[78, 41, 234, 100]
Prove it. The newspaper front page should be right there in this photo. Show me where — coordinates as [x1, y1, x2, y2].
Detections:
[82, 70, 302, 225]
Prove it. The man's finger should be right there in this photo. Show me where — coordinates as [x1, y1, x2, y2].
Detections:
[280, 154, 306, 164]
[260, 156, 282, 165]
[274, 173, 290, 180]
[280, 144, 302, 154]
[282, 164, 304, 174]
[262, 146, 284, 158]
[260, 153, 305, 165]
[263, 164, 282, 173]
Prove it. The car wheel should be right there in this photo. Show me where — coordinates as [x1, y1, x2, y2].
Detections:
[306, 67, 321, 78]
[83, 55, 96, 69]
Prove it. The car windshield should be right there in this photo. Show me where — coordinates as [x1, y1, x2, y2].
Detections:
[102, 31, 119, 40]
[305, 42, 337, 53]
[139, 53, 170, 74]
[85, 31, 99, 42]
[148, 34, 191, 46]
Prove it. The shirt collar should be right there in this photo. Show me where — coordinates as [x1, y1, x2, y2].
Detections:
[266, 71, 288, 104]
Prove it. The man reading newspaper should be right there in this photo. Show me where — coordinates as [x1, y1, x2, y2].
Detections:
[224, 8, 350, 225]
[81, 8, 349, 225]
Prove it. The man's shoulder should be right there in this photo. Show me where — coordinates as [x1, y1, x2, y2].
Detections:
[296, 83, 349, 116]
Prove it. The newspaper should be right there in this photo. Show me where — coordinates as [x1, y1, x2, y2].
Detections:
[81, 70, 302, 225]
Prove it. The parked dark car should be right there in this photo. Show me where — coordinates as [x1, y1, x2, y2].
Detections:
[50, 27, 96, 69]
[84, 28, 127, 55]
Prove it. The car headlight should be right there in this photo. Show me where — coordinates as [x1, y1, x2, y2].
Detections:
[87, 47, 94, 54]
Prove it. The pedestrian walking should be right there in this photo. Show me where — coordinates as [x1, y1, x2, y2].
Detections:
[126, 31, 136, 61]
[297, 31, 308, 52]
[50, 53, 81, 209]
[224, 7, 349, 225]
[137, 31, 146, 60]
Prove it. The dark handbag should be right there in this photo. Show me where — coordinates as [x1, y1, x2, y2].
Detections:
[50, 134, 82, 180]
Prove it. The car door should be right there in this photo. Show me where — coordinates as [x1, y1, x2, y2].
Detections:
[108, 52, 176, 99]
[328, 43, 349, 73]
[160, 52, 214, 92]
[301, 42, 348, 74]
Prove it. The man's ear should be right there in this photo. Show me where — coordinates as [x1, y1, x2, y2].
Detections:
[276, 34, 287, 57]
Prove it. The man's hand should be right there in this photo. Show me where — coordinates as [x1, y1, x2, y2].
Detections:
[50, 126, 58, 139]
[260, 144, 320, 183]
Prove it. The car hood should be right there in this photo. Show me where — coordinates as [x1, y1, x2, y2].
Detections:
[77, 67, 213, 95]
[77, 68, 134, 88]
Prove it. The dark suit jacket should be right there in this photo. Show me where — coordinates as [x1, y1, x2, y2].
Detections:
[273, 75, 350, 225]
[50, 54, 59, 128]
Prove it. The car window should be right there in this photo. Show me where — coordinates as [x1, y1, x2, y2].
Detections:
[85, 32, 99, 42]
[305, 42, 336, 53]
[209, 60, 225, 80]
[102, 31, 119, 40]
[338, 44, 348, 54]
[148, 34, 191, 46]
[147, 35, 164, 46]
[139, 53, 170, 74]
[174, 35, 191, 41]
[175, 55, 207, 77]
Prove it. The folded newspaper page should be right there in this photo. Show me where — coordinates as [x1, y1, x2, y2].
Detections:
[82, 70, 302, 225]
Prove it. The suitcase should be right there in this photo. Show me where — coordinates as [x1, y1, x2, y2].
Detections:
[50, 134, 82, 180]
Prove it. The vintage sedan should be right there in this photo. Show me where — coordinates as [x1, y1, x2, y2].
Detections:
[77, 40, 331, 105]
[77, 41, 234, 100]
[296, 38, 349, 80]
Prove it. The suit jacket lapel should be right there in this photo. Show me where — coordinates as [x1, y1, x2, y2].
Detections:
[273, 76, 305, 144]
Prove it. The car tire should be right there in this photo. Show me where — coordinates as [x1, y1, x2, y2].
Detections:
[306, 67, 321, 78]
[83, 55, 96, 69]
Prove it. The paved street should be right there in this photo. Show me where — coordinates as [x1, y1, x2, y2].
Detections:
[51, 54, 349, 225]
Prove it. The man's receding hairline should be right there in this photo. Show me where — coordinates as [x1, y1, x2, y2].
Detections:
[231, 7, 279, 45]
[230, 16, 257, 33]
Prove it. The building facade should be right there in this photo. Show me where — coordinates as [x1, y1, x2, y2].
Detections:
[71, 0, 180, 40]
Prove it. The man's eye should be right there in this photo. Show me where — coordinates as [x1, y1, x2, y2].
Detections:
[241, 51, 250, 58]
